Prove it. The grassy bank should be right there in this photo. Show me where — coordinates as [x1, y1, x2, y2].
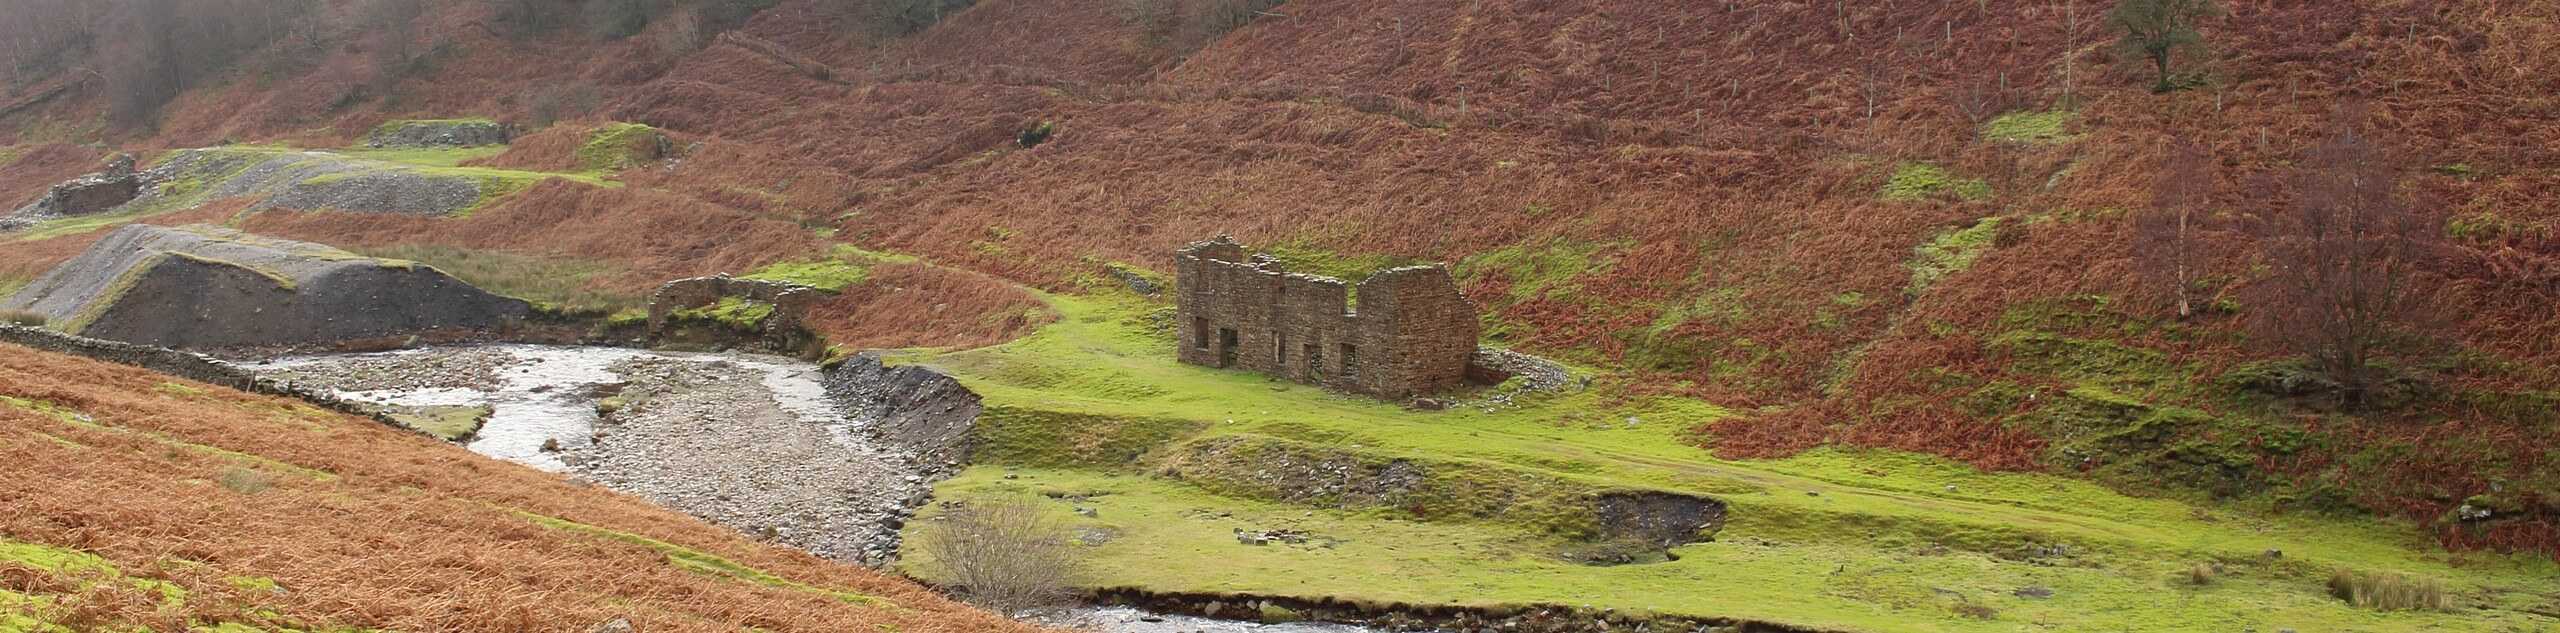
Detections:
[896, 290, 2560, 632]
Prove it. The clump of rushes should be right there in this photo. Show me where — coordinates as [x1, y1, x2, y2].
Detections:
[1, 310, 45, 327]
[2328, 570, 2448, 611]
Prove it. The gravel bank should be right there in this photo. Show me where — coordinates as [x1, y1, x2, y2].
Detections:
[255, 345, 930, 565]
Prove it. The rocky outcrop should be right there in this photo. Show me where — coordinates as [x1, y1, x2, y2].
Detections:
[364, 119, 514, 148]
[1, 224, 531, 349]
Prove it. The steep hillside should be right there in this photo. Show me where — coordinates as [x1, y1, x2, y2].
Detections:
[0, 339, 1044, 632]
[0, 0, 2553, 559]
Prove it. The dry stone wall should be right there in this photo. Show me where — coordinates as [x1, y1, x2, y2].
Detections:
[1174, 236, 1479, 399]
[0, 324, 424, 436]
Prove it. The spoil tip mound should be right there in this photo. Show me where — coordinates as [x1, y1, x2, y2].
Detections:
[1, 224, 531, 348]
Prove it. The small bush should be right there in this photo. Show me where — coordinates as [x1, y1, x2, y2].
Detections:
[0, 310, 44, 327]
[2328, 570, 2448, 611]
[919, 494, 1083, 614]
[523, 81, 602, 128]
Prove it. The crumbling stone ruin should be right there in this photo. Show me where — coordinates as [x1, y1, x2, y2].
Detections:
[645, 275, 829, 355]
[2, 154, 141, 229]
[1175, 236, 1479, 399]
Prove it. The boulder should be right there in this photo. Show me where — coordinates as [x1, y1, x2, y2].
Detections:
[0, 224, 531, 348]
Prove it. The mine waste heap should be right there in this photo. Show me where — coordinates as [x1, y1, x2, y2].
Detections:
[2, 224, 530, 348]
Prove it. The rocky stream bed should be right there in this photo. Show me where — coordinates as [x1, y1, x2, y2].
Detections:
[251, 344, 1413, 632]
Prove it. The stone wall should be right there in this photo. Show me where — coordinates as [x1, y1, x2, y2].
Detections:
[0, 324, 423, 436]
[1173, 236, 1479, 399]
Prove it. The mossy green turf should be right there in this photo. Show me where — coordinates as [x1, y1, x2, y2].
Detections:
[1881, 163, 1992, 203]
[0, 539, 355, 633]
[894, 290, 2560, 632]
[741, 245, 915, 291]
[1980, 110, 2075, 144]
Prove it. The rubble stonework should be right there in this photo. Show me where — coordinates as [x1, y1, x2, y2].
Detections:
[6, 153, 142, 225]
[1174, 236, 1479, 398]
[645, 275, 828, 353]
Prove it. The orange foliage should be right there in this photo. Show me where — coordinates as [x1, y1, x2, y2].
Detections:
[0, 343, 1048, 632]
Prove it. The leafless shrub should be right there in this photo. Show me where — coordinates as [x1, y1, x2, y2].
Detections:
[919, 495, 1083, 614]
[101, 0, 314, 126]
[2244, 109, 2447, 409]
[2134, 136, 2217, 319]
[525, 81, 602, 128]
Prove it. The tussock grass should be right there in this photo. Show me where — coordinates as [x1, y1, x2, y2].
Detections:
[0, 309, 44, 327]
[2328, 570, 2449, 611]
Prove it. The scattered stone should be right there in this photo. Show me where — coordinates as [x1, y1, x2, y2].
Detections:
[2015, 586, 2054, 599]
[1075, 506, 1099, 518]
[588, 617, 634, 633]
[365, 119, 514, 148]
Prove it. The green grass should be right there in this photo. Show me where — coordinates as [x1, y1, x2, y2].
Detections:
[672, 296, 776, 329]
[893, 290, 2560, 632]
[1981, 110, 2074, 144]
[511, 511, 892, 608]
[349, 244, 644, 314]
[340, 145, 507, 167]
[1905, 218, 2003, 295]
[379, 404, 492, 441]
[739, 245, 915, 291]
[1881, 163, 1992, 203]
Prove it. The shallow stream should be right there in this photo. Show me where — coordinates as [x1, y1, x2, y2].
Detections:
[253, 345, 1402, 633]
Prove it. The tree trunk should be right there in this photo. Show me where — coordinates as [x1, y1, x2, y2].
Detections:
[2152, 49, 2174, 93]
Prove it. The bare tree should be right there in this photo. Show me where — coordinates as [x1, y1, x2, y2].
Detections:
[2135, 137, 2215, 319]
[2246, 113, 2445, 408]
[919, 495, 1083, 615]
[2107, 0, 2221, 93]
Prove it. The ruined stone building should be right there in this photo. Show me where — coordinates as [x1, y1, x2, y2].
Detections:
[1175, 236, 1479, 398]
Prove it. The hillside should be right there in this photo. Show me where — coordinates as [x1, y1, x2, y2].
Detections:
[0, 0, 2555, 628]
[0, 338, 1043, 632]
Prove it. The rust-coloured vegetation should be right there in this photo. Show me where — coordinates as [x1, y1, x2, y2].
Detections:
[0, 343, 1049, 632]
[0, 0, 2555, 556]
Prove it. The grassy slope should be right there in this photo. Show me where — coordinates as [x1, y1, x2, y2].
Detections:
[0, 342, 1043, 633]
[895, 290, 2560, 632]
